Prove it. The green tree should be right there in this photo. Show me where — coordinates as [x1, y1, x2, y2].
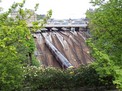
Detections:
[86, 0, 122, 88]
[0, 0, 52, 90]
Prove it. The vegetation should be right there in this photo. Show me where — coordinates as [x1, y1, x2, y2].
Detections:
[0, 0, 121, 90]
[86, 0, 122, 89]
[22, 65, 114, 90]
[0, 0, 51, 90]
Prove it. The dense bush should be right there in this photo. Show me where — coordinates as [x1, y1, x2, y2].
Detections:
[22, 65, 115, 90]
[23, 66, 72, 90]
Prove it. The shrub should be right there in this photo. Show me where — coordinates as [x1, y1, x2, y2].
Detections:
[22, 65, 115, 90]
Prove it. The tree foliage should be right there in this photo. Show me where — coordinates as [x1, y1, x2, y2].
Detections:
[86, 0, 122, 88]
[0, 0, 52, 90]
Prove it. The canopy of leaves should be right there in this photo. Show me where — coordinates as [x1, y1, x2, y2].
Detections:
[0, 0, 52, 90]
[86, 0, 122, 88]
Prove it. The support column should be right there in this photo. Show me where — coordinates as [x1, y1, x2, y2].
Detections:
[56, 27, 62, 31]
[67, 27, 71, 31]
[75, 27, 79, 31]
[46, 27, 52, 31]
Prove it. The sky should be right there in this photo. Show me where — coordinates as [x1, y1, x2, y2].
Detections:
[0, 0, 92, 19]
